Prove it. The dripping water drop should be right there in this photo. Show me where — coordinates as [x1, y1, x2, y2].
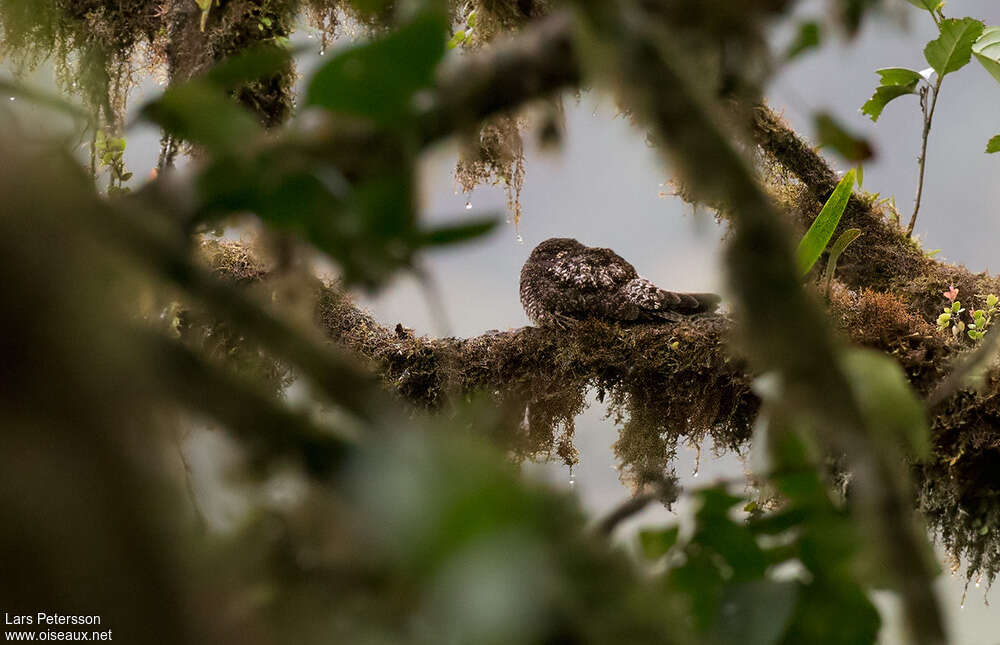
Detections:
[516, 234, 524, 244]
[465, 201, 472, 210]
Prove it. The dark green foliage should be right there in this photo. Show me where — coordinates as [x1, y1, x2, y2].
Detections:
[306, 8, 447, 126]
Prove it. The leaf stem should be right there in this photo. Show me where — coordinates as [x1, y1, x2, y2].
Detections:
[906, 77, 941, 237]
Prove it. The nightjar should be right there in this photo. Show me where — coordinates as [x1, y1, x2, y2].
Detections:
[519, 237, 720, 327]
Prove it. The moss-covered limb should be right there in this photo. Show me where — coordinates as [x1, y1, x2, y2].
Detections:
[752, 106, 927, 289]
[752, 105, 1000, 330]
[314, 276, 754, 478]
[206, 238, 1000, 582]
[417, 10, 579, 145]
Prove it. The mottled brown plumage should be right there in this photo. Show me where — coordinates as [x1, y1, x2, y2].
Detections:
[519, 238, 720, 327]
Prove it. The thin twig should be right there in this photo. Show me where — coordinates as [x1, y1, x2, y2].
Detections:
[906, 78, 942, 237]
[596, 478, 680, 537]
[174, 429, 207, 532]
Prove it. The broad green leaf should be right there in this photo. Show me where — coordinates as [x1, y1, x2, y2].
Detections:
[861, 86, 915, 122]
[987, 134, 1000, 153]
[824, 228, 863, 297]
[638, 526, 680, 560]
[840, 347, 929, 459]
[306, 9, 447, 125]
[140, 81, 260, 152]
[207, 44, 295, 89]
[924, 18, 984, 78]
[814, 113, 873, 162]
[972, 26, 1000, 85]
[417, 217, 498, 247]
[875, 67, 923, 86]
[860, 69, 922, 122]
[796, 169, 855, 275]
[905, 0, 942, 11]
[786, 21, 821, 60]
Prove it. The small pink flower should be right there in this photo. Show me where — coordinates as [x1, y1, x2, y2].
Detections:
[944, 283, 959, 302]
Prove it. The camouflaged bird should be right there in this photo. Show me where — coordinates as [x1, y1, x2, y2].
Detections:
[519, 238, 720, 327]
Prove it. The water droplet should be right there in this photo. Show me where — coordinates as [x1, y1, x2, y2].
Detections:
[307, 34, 314, 39]
[592, 110, 598, 117]
[569, 476, 575, 488]
[465, 201, 472, 210]
[8, 97, 14, 102]
[692, 471, 699, 478]
[516, 234, 524, 244]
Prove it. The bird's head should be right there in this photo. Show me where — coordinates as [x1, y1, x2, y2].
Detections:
[528, 237, 584, 261]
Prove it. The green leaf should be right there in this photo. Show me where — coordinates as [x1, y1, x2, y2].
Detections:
[905, 0, 942, 11]
[875, 67, 923, 86]
[824, 228, 862, 297]
[924, 18, 985, 78]
[861, 69, 923, 122]
[814, 113, 873, 162]
[417, 217, 498, 247]
[796, 169, 855, 276]
[972, 26, 1000, 84]
[638, 526, 680, 560]
[986, 134, 1000, 153]
[207, 44, 294, 89]
[447, 29, 466, 49]
[140, 81, 261, 152]
[840, 347, 930, 459]
[306, 9, 447, 125]
[786, 21, 821, 60]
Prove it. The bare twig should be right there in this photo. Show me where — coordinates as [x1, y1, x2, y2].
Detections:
[596, 478, 680, 537]
[906, 77, 942, 237]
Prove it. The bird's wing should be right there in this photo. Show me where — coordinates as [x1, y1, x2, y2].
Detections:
[546, 248, 635, 291]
